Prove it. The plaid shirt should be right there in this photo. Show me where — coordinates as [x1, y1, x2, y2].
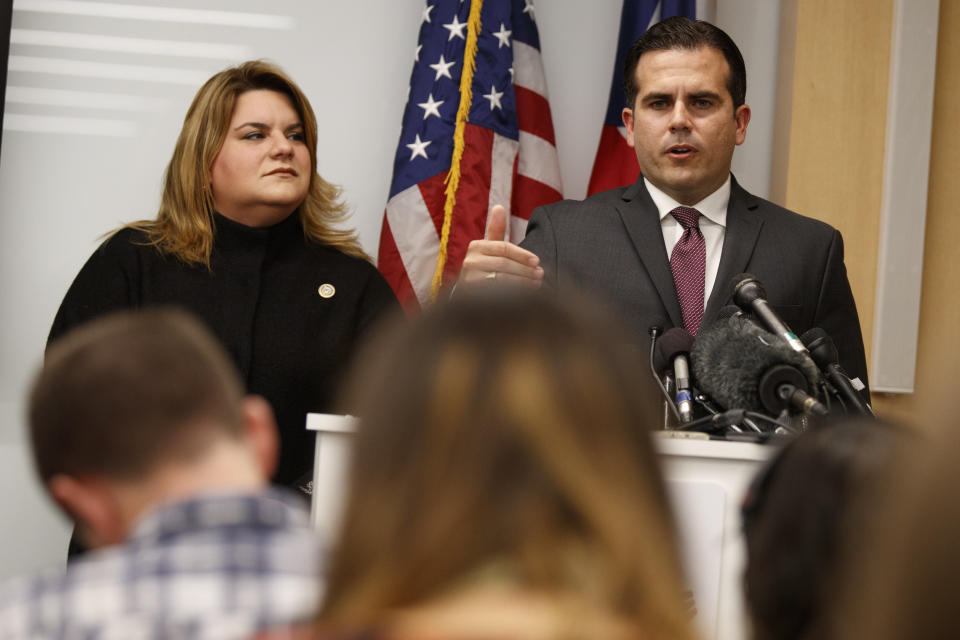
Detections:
[0, 489, 324, 639]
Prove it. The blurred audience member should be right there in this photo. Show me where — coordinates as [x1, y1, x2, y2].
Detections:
[741, 420, 911, 640]
[824, 412, 958, 640]
[0, 309, 323, 639]
[318, 290, 698, 640]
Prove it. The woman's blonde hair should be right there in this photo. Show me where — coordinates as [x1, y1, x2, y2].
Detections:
[322, 289, 697, 640]
[126, 60, 366, 266]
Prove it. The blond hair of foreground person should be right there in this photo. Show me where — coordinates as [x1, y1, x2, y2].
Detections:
[318, 290, 699, 640]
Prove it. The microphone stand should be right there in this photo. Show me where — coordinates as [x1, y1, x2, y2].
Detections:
[692, 393, 764, 434]
[676, 408, 798, 436]
[663, 373, 675, 429]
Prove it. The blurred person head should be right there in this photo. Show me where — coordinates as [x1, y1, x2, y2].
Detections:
[741, 419, 911, 640]
[319, 289, 697, 640]
[824, 409, 960, 640]
[29, 309, 279, 548]
[128, 59, 366, 266]
[621, 17, 750, 205]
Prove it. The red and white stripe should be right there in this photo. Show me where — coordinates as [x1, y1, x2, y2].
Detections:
[510, 39, 562, 241]
[378, 37, 562, 310]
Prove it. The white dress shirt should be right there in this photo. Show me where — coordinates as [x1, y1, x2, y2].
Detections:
[644, 176, 730, 306]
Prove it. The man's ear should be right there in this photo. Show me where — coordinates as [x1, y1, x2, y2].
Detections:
[242, 395, 279, 481]
[47, 474, 127, 548]
[621, 107, 637, 148]
[734, 103, 751, 145]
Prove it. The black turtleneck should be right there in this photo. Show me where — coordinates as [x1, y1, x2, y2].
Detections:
[49, 212, 399, 485]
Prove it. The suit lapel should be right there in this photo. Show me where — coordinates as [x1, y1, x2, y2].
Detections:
[703, 177, 764, 328]
[615, 179, 685, 329]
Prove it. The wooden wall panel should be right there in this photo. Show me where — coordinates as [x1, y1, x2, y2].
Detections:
[774, 1, 959, 424]
[871, 1, 960, 425]
[775, 0, 893, 386]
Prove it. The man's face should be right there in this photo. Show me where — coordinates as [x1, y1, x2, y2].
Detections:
[622, 46, 750, 205]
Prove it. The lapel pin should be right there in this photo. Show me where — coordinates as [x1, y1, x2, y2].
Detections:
[318, 283, 336, 299]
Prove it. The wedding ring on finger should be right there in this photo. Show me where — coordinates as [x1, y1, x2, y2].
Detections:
[484, 271, 497, 281]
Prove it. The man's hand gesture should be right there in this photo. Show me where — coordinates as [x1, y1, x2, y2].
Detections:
[458, 205, 543, 287]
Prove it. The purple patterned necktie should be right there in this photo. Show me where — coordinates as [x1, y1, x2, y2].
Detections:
[669, 206, 706, 335]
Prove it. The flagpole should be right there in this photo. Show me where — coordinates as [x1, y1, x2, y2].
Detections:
[431, 0, 485, 301]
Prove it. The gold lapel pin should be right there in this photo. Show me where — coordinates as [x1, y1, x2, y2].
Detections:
[318, 283, 336, 299]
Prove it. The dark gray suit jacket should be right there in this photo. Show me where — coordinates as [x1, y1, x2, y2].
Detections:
[520, 176, 869, 389]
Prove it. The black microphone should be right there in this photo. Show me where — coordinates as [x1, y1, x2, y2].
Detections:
[801, 328, 874, 416]
[692, 320, 826, 418]
[731, 273, 808, 355]
[654, 328, 696, 423]
[759, 364, 828, 416]
[648, 325, 682, 426]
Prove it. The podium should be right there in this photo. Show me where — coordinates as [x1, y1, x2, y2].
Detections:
[307, 415, 774, 640]
[655, 434, 774, 640]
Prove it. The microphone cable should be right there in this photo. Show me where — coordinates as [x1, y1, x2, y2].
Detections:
[648, 326, 682, 424]
[676, 409, 798, 435]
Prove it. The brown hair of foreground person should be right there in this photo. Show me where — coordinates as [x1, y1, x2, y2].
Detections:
[823, 418, 951, 640]
[319, 290, 698, 640]
[741, 419, 913, 640]
[30, 308, 247, 483]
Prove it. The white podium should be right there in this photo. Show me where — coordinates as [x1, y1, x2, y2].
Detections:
[307, 415, 774, 640]
[306, 413, 358, 545]
[655, 434, 774, 640]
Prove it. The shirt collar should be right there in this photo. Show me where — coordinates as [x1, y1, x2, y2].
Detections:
[644, 175, 731, 227]
[129, 487, 310, 543]
[213, 209, 302, 249]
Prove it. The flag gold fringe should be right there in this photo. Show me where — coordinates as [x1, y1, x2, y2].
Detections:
[429, 0, 484, 302]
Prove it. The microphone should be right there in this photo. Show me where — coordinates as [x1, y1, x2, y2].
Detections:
[801, 328, 874, 416]
[648, 325, 682, 426]
[731, 274, 808, 354]
[759, 364, 828, 416]
[654, 328, 696, 423]
[692, 319, 826, 418]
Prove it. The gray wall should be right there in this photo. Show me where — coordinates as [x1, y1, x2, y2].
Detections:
[0, 0, 780, 578]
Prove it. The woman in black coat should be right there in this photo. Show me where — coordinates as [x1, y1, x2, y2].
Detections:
[50, 60, 399, 492]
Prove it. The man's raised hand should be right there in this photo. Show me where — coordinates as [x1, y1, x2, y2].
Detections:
[458, 205, 543, 287]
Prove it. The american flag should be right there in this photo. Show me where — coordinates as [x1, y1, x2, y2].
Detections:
[378, 0, 562, 310]
[587, 0, 696, 196]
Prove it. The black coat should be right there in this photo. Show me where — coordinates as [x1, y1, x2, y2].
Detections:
[49, 212, 400, 485]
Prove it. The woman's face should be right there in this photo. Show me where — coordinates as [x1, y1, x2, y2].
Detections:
[210, 89, 311, 227]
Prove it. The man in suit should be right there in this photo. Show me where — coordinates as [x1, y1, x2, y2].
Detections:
[459, 16, 868, 388]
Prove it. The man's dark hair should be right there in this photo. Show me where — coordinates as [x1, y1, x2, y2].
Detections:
[29, 309, 245, 482]
[623, 16, 746, 113]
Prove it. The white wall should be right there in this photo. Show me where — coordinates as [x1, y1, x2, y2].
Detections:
[0, 0, 780, 579]
[719, 0, 781, 197]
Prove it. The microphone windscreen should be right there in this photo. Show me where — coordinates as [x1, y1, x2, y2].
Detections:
[717, 305, 741, 320]
[691, 322, 820, 412]
[653, 328, 695, 372]
[707, 306, 768, 337]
